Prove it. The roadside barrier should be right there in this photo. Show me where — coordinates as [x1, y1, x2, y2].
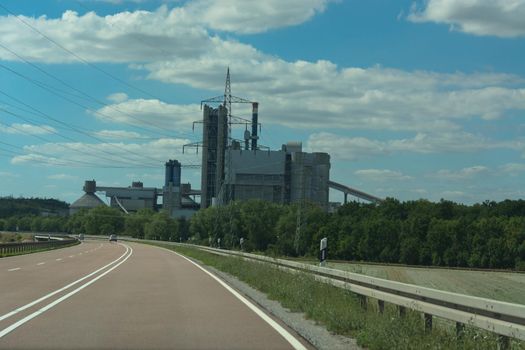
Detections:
[0, 238, 78, 257]
[181, 243, 525, 347]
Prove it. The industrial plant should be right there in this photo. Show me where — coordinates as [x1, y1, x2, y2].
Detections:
[70, 69, 381, 217]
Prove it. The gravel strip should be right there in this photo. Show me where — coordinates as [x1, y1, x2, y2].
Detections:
[196, 259, 361, 350]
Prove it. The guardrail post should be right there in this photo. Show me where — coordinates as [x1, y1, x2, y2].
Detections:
[398, 306, 406, 317]
[358, 295, 367, 310]
[498, 335, 510, 350]
[456, 322, 464, 337]
[378, 300, 385, 314]
[424, 313, 432, 332]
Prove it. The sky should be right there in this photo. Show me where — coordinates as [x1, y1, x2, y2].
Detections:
[0, 0, 524, 205]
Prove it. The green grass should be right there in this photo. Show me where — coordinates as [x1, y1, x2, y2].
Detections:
[323, 261, 525, 305]
[151, 243, 524, 350]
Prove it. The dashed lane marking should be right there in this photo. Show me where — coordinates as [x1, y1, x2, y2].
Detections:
[8, 268, 21, 272]
[37, 262, 45, 266]
[0, 244, 133, 339]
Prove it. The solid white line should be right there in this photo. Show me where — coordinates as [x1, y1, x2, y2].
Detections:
[0, 245, 130, 323]
[56, 258, 62, 261]
[0, 244, 133, 339]
[160, 246, 308, 350]
[37, 262, 45, 266]
[8, 268, 21, 272]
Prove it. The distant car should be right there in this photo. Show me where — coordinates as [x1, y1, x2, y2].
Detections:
[78, 233, 84, 241]
[109, 234, 117, 242]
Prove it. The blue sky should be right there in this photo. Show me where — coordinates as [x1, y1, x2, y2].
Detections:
[0, 0, 524, 205]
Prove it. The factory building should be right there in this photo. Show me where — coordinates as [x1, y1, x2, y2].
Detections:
[97, 181, 158, 213]
[221, 142, 330, 210]
[70, 70, 381, 216]
[69, 180, 106, 215]
[164, 159, 200, 217]
[71, 160, 199, 218]
[199, 100, 331, 210]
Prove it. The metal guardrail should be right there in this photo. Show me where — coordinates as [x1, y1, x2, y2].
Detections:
[0, 238, 78, 257]
[183, 244, 525, 343]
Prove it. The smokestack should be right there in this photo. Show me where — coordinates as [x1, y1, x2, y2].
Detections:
[251, 102, 258, 150]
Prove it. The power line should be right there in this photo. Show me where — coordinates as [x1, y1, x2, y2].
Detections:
[0, 139, 161, 169]
[0, 41, 194, 140]
[0, 3, 162, 100]
[0, 63, 182, 144]
[0, 107, 162, 167]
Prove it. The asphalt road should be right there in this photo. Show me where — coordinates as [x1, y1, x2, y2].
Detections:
[0, 240, 312, 350]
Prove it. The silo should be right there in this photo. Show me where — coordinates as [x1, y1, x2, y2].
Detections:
[165, 160, 174, 187]
[172, 160, 181, 187]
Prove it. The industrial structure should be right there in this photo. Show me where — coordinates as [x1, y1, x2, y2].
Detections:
[70, 68, 382, 216]
[70, 161, 199, 217]
[194, 68, 339, 211]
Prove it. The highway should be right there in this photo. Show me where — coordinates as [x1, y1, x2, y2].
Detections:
[0, 240, 312, 349]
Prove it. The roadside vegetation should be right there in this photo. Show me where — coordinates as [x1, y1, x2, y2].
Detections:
[2, 197, 525, 270]
[155, 244, 523, 350]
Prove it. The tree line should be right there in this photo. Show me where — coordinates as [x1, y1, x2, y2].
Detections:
[1, 198, 524, 270]
[0, 197, 69, 218]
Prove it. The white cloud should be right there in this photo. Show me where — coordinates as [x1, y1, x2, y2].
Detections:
[408, 0, 525, 37]
[0, 7, 524, 134]
[0, 123, 57, 135]
[0, 7, 211, 63]
[0, 171, 17, 177]
[145, 57, 525, 132]
[94, 129, 144, 139]
[125, 172, 164, 181]
[433, 166, 489, 180]
[107, 92, 128, 103]
[47, 173, 78, 180]
[307, 132, 522, 160]
[187, 0, 333, 34]
[354, 169, 413, 181]
[500, 162, 525, 175]
[9, 138, 200, 168]
[93, 99, 199, 132]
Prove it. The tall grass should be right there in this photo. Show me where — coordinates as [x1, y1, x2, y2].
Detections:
[158, 244, 523, 350]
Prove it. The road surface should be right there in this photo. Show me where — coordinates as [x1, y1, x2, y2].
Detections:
[0, 240, 311, 349]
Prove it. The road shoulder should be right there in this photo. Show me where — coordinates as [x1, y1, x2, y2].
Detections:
[188, 256, 361, 350]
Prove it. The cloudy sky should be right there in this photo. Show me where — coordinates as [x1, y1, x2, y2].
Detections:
[0, 0, 524, 204]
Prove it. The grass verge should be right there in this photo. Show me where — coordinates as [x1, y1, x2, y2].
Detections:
[152, 243, 524, 350]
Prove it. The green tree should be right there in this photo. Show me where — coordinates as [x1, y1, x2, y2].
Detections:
[83, 206, 124, 236]
[124, 209, 154, 239]
[144, 212, 178, 241]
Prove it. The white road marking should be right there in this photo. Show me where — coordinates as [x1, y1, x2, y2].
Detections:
[162, 247, 308, 350]
[37, 262, 45, 266]
[0, 244, 130, 324]
[68, 255, 74, 258]
[55, 258, 62, 261]
[7, 268, 20, 272]
[0, 244, 132, 339]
